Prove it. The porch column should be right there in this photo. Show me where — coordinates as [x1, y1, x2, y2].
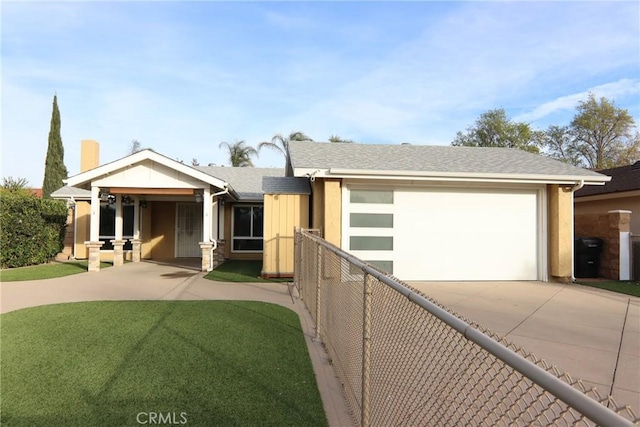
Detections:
[85, 185, 104, 272]
[202, 187, 211, 244]
[130, 196, 142, 263]
[111, 194, 126, 267]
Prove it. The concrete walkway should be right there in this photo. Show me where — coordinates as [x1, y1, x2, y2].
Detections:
[409, 280, 640, 411]
[0, 262, 353, 427]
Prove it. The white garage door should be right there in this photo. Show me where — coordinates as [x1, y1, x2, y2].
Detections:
[343, 186, 541, 281]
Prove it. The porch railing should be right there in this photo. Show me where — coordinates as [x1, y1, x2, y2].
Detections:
[294, 229, 640, 426]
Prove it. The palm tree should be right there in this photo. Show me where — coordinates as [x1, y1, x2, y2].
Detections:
[328, 135, 354, 143]
[258, 131, 313, 172]
[258, 131, 312, 158]
[218, 140, 258, 167]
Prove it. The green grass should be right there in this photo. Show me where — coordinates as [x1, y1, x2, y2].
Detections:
[204, 260, 290, 283]
[576, 280, 640, 297]
[0, 261, 112, 282]
[1, 301, 327, 427]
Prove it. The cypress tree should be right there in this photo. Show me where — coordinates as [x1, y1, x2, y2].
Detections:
[42, 94, 68, 198]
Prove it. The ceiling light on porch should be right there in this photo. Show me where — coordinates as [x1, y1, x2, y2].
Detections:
[194, 190, 204, 203]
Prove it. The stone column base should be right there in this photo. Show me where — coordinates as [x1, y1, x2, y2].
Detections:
[199, 242, 214, 272]
[110, 240, 127, 267]
[212, 240, 226, 269]
[130, 239, 142, 263]
[84, 241, 104, 272]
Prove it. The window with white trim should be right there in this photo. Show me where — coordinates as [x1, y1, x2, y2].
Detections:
[232, 205, 263, 252]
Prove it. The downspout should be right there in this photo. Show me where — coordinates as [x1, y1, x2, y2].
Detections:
[68, 197, 77, 260]
[570, 180, 584, 281]
[208, 186, 229, 271]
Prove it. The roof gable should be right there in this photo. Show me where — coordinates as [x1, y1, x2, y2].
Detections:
[65, 149, 229, 191]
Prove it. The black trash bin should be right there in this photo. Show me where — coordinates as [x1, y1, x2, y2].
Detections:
[574, 237, 603, 278]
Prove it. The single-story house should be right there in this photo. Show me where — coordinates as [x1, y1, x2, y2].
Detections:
[52, 139, 609, 282]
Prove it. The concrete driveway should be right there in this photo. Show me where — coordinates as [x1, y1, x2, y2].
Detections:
[408, 280, 640, 411]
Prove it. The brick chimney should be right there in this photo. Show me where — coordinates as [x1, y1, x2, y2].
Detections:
[80, 140, 100, 172]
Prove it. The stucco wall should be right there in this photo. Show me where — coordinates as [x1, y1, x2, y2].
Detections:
[75, 201, 91, 259]
[141, 202, 153, 259]
[547, 184, 573, 281]
[262, 193, 310, 277]
[323, 179, 342, 247]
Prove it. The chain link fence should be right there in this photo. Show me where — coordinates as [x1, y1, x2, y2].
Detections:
[294, 229, 640, 427]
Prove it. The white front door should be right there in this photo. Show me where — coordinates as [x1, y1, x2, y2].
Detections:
[176, 203, 203, 257]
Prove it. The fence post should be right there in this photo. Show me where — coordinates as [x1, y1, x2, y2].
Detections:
[294, 228, 300, 292]
[361, 272, 372, 427]
[315, 245, 322, 340]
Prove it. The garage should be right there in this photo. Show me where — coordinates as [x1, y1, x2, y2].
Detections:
[343, 185, 543, 281]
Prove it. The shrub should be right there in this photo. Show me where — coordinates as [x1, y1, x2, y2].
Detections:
[0, 190, 68, 268]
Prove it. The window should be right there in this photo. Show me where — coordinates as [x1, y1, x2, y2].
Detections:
[99, 203, 134, 250]
[232, 205, 263, 252]
[350, 189, 393, 204]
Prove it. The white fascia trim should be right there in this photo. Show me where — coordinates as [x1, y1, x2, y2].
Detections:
[294, 167, 610, 185]
[65, 149, 230, 191]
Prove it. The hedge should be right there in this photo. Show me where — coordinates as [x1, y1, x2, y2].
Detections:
[1, 190, 68, 268]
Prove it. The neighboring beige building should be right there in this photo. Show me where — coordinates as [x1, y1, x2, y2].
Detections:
[53, 140, 610, 282]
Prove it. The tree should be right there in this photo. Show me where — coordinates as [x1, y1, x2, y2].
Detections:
[329, 135, 354, 143]
[2, 177, 30, 193]
[539, 125, 583, 166]
[219, 140, 258, 167]
[42, 95, 68, 198]
[129, 139, 143, 154]
[258, 131, 313, 158]
[568, 94, 636, 169]
[451, 108, 541, 154]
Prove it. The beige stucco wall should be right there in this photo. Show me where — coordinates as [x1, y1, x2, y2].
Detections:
[81, 140, 100, 172]
[547, 184, 573, 281]
[262, 193, 310, 277]
[311, 179, 325, 230]
[141, 202, 153, 259]
[75, 201, 91, 259]
[575, 194, 639, 235]
[322, 179, 342, 247]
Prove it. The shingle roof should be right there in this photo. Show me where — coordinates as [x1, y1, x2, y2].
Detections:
[574, 161, 640, 198]
[262, 177, 311, 195]
[288, 141, 607, 180]
[50, 186, 91, 199]
[196, 166, 284, 200]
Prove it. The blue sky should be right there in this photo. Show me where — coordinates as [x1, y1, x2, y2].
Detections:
[2, 1, 639, 187]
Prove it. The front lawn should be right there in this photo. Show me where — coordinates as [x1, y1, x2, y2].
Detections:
[204, 260, 290, 283]
[0, 261, 112, 282]
[1, 301, 327, 426]
[575, 280, 640, 297]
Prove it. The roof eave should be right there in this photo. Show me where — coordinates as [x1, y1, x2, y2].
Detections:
[293, 167, 611, 185]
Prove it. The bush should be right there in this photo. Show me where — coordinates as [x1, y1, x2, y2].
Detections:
[1, 190, 68, 268]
